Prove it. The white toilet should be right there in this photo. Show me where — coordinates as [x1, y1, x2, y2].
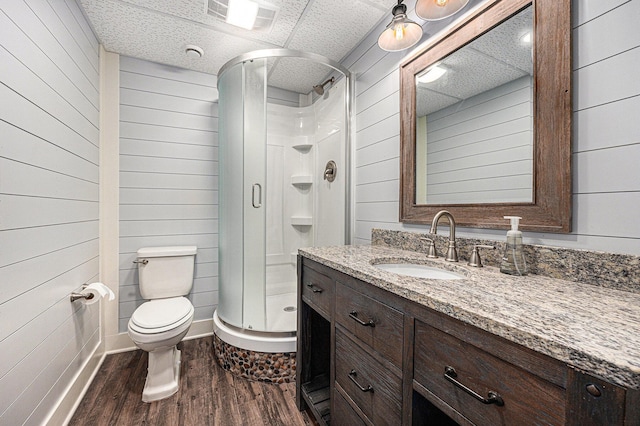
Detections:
[127, 246, 197, 402]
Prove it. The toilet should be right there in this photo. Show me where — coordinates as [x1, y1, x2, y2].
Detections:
[127, 246, 197, 402]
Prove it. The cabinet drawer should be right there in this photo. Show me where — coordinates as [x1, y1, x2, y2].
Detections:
[335, 282, 404, 366]
[301, 265, 334, 319]
[333, 388, 367, 426]
[414, 320, 565, 425]
[335, 329, 402, 426]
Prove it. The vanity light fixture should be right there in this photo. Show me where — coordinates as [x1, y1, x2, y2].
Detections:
[416, 0, 469, 21]
[226, 0, 259, 30]
[417, 62, 446, 83]
[377, 0, 423, 52]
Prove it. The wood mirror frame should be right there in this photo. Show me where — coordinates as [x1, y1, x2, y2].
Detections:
[399, 0, 571, 233]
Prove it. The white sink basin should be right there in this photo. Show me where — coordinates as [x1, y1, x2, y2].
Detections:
[374, 263, 464, 280]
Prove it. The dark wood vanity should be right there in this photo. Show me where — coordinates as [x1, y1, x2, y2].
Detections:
[296, 256, 640, 425]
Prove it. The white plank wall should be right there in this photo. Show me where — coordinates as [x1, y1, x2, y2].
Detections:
[0, 0, 100, 424]
[118, 57, 219, 332]
[424, 76, 533, 204]
[344, 0, 640, 255]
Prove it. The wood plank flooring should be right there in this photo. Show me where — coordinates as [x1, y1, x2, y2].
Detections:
[69, 337, 316, 426]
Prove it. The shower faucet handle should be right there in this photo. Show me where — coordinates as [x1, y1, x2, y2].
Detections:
[324, 160, 337, 182]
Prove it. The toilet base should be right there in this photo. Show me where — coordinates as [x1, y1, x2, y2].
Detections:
[142, 346, 182, 403]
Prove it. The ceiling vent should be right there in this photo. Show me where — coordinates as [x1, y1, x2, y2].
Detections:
[207, 0, 278, 32]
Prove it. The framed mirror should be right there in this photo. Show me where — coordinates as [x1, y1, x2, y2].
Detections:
[399, 0, 571, 233]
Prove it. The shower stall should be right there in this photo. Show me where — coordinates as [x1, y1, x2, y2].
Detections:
[213, 49, 351, 365]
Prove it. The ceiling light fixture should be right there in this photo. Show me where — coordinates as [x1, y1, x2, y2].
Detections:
[416, 0, 469, 21]
[417, 62, 446, 83]
[377, 0, 423, 52]
[226, 0, 259, 30]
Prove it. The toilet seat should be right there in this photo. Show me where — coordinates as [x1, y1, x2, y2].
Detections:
[129, 297, 194, 334]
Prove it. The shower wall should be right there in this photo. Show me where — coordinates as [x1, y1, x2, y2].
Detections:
[265, 79, 346, 297]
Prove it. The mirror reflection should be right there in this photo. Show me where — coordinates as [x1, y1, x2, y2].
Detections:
[415, 6, 533, 205]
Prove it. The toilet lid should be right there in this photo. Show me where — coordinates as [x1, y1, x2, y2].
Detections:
[130, 297, 193, 332]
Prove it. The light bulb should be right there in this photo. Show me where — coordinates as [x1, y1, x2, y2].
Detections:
[394, 24, 405, 40]
[435, 0, 448, 6]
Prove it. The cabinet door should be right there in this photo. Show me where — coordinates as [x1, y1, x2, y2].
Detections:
[566, 368, 626, 426]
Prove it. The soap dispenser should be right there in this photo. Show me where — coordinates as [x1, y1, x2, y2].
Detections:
[500, 216, 528, 276]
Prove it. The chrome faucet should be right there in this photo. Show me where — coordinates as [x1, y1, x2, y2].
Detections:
[429, 210, 458, 262]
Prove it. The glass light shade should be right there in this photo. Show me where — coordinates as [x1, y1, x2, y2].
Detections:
[416, 0, 470, 21]
[378, 17, 422, 52]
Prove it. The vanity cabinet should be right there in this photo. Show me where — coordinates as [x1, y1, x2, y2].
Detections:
[296, 256, 639, 425]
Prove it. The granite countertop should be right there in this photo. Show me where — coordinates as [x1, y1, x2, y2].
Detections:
[298, 244, 640, 389]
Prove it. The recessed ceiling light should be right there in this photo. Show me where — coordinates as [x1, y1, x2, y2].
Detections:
[417, 63, 447, 83]
[226, 0, 259, 30]
[520, 31, 532, 44]
[207, 0, 279, 33]
[185, 45, 204, 58]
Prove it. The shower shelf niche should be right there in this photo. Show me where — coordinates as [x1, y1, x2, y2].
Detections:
[291, 216, 313, 226]
[292, 141, 313, 151]
[291, 175, 313, 186]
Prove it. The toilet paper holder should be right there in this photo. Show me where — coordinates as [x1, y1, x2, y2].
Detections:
[70, 285, 95, 303]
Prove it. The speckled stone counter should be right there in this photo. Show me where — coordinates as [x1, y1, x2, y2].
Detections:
[298, 244, 640, 389]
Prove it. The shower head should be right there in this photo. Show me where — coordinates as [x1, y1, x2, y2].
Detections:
[313, 77, 335, 96]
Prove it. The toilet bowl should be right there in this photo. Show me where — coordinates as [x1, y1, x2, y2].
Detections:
[127, 246, 197, 403]
[128, 297, 194, 402]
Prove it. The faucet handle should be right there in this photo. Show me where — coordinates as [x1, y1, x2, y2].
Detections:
[467, 245, 496, 267]
[420, 237, 438, 258]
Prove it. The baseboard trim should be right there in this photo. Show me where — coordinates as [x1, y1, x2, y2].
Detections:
[106, 318, 214, 354]
[46, 343, 105, 426]
[184, 318, 214, 341]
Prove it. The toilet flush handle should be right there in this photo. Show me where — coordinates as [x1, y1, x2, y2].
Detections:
[133, 259, 149, 265]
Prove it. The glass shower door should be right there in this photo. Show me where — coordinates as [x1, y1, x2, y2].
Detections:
[218, 58, 267, 331]
[242, 59, 267, 330]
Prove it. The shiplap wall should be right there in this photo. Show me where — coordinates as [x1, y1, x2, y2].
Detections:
[0, 0, 100, 424]
[118, 56, 219, 332]
[345, 0, 640, 256]
[424, 76, 533, 204]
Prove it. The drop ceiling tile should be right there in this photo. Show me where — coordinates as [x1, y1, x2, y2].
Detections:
[81, 0, 272, 74]
[114, 0, 310, 46]
[426, 47, 527, 100]
[268, 56, 336, 94]
[467, 6, 533, 75]
[417, 87, 459, 116]
[286, 0, 388, 60]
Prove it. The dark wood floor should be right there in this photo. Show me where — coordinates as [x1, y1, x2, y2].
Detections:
[69, 337, 316, 426]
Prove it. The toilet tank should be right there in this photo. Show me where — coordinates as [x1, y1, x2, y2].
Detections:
[136, 246, 197, 299]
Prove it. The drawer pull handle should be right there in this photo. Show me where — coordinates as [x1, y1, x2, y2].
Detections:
[306, 283, 323, 293]
[444, 366, 504, 406]
[349, 311, 375, 327]
[348, 369, 373, 393]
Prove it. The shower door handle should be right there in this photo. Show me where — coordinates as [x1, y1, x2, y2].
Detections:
[252, 183, 262, 208]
